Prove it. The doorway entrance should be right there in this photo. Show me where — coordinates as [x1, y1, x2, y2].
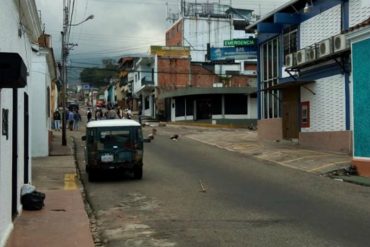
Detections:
[24, 92, 29, 183]
[12, 89, 18, 219]
[282, 88, 299, 140]
[196, 98, 212, 120]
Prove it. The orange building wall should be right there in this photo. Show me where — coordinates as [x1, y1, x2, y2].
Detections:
[166, 20, 183, 46]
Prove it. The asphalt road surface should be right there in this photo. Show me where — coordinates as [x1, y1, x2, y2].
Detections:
[75, 127, 370, 247]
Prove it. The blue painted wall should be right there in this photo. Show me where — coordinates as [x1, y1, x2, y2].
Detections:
[353, 38, 370, 157]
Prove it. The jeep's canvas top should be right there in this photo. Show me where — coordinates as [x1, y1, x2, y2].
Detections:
[86, 119, 141, 128]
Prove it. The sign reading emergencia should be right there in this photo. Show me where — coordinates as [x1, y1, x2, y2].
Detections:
[224, 38, 256, 47]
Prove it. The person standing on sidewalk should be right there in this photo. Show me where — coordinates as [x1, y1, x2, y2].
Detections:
[73, 110, 81, 130]
[67, 110, 74, 130]
[53, 109, 61, 131]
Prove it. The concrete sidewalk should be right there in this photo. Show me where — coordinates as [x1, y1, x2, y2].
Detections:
[6, 131, 94, 247]
[156, 124, 353, 174]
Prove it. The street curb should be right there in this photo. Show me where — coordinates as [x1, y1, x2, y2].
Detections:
[334, 176, 370, 187]
[71, 137, 105, 246]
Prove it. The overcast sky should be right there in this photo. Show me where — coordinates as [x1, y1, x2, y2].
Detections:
[35, 0, 287, 66]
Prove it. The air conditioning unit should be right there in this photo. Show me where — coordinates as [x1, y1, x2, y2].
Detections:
[317, 38, 333, 58]
[333, 34, 348, 53]
[305, 46, 317, 62]
[296, 49, 307, 65]
[285, 53, 295, 67]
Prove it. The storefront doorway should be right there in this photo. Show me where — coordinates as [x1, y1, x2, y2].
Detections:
[282, 88, 299, 139]
[196, 98, 212, 120]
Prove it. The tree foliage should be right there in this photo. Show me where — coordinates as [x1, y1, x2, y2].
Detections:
[80, 59, 118, 87]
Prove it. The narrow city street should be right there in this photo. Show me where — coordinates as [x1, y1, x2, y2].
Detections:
[4, 1, 370, 247]
[73, 125, 370, 247]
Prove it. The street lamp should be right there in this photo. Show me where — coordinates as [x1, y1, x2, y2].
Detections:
[70, 15, 94, 26]
[303, 0, 313, 13]
[61, 12, 94, 146]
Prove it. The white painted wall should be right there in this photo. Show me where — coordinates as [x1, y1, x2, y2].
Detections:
[29, 53, 51, 157]
[300, 4, 341, 48]
[301, 74, 346, 132]
[182, 17, 252, 62]
[249, 96, 257, 119]
[215, 64, 240, 75]
[349, 0, 370, 27]
[133, 58, 154, 96]
[0, 0, 41, 245]
[298, 4, 348, 134]
[0, 89, 15, 247]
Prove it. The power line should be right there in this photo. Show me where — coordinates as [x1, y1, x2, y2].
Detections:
[67, 65, 253, 77]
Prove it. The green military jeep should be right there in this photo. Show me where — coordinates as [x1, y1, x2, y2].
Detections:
[82, 119, 149, 181]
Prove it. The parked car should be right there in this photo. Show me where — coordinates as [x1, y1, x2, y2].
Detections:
[81, 119, 150, 181]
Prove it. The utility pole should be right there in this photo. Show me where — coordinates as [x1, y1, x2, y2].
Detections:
[61, 3, 69, 146]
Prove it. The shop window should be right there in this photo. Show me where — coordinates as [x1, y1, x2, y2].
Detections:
[225, 95, 248, 114]
[301, 101, 310, 128]
[261, 36, 280, 119]
[145, 96, 150, 110]
[186, 97, 194, 115]
[211, 95, 222, 115]
[175, 97, 185, 117]
[283, 29, 298, 56]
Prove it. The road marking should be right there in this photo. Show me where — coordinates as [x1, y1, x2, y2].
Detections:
[256, 157, 304, 170]
[282, 154, 332, 164]
[64, 173, 77, 190]
[308, 161, 351, 172]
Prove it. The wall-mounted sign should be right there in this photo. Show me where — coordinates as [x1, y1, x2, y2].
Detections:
[210, 46, 257, 61]
[224, 38, 256, 47]
[150, 46, 190, 57]
[301, 101, 310, 128]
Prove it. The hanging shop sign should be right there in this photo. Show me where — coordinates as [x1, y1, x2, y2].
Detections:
[224, 38, 256, 47]
[210, 46, 257, 61]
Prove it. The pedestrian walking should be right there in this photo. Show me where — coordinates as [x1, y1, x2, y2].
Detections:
[126, 108, 132, 119]
[67, 110, 74, 130]
[53, 109, 61, 131]
[73, 110, 81, 130]
[87, 109, 92, 122]
[95, 108, 103, 120]
[116, 107, 122, 119]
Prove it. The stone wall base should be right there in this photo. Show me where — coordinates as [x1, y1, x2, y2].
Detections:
[299, 131, 352, 154]
[257, 118, 283, 141]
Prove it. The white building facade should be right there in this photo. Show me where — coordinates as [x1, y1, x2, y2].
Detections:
[132, 56, 156, 118]
[29, 51, 53, 157]
[0, 0, 40, 245]
[0, 0, 53, 245]
[247, 0, 370, 153]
